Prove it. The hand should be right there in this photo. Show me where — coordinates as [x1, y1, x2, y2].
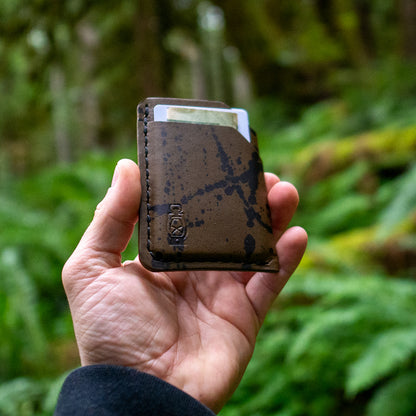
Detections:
[62, 159, 307, 413]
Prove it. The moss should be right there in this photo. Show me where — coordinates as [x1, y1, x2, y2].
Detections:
[303, 211, 416, 277]
[292, 126, 416, 184]
[329, 226, 378, 271]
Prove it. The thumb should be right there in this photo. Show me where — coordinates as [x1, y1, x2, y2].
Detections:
[68, 159, 141, 269]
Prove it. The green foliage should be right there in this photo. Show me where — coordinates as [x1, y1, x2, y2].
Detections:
[0, 152, 136, 380]
[221, 273, 416, 416]
[0, 248, 47, 378]
[0, 372, 68, 416]
[366, 372, 416, 416]
[254, 89, 416, 278]
[377, 163, 416, 239]
[0, 378, 46, 416]
[346, 328, 416, 396]
[1, 1, 416, 415]
[233, 78, 416, 415]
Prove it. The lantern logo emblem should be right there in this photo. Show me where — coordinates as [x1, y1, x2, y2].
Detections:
[168, 204, 186, 245]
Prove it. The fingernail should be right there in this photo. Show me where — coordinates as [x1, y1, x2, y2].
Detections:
[111, 162, 120, 187]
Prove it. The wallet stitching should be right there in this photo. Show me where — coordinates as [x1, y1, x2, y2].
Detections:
[144, 104, 153, 255]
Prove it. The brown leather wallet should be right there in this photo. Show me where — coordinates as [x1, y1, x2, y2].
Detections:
[137, 97, 279, 272]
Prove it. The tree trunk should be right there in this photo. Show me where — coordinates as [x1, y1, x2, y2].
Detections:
[333, 0, 371, 67]
[134, 0, 174, 97]
[77, 20, 100, 152]
[355, 0, 376, 59]
[49, 65, 72, 163]
[399, 0, 416, 58]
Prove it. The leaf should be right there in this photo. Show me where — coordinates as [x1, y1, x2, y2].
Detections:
[287, 306, 365, 362]
[377, 163, 416, 239]
[0, 377, 46, 415]
[42, 371, 71, 413]
[346, 327, 416, 396]
[366, 372, 416, 416]
[0, 248, 48, 376]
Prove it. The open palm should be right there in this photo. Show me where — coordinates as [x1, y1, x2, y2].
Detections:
[62, 159, 307, 413]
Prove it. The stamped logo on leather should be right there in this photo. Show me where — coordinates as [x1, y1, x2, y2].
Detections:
[167, 204, 187, 246]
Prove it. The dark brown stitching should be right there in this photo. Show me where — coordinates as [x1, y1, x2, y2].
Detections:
[144, 104, 153, 254]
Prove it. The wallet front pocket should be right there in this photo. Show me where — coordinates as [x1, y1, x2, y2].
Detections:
[137, 99, 279, 272]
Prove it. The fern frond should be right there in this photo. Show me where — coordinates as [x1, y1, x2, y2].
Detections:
[287, 306, 366, 361]
[42, 371, 71, 413]
[307, 193, 371, 235]
[0, 248, 47, 375]
[0, 377, 46, 416]
[284, 273, 416, 324]
[366, 372, 416, 416]
[377, 163, 416, 239]
[346, 327, 416, 396]
[285, 272, 416, 304]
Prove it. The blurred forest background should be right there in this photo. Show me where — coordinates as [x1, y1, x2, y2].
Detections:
[1, 0, 416, 415]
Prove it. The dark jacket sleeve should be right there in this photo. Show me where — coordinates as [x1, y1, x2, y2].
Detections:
[54, 365, 216, 416]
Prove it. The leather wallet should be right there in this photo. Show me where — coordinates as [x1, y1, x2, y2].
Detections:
[137, 97, 279, 272]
